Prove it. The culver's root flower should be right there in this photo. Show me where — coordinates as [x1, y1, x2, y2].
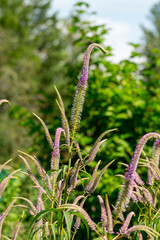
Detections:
[0, 199, 17, 238]
[59, 204, 96, 231]
[97, 195, 108, 228]
[51, 127, 64, 181]
[147, 138, 160, 185]
[105, 194, 113, 234]
[55, 86, 70, 145]
[71, 43, 107, 137]
[114, 132, 160, 218]
[84, 160, 101, 193]
[119, 211, 135, 234]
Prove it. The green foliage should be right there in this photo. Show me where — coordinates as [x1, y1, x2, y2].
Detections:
[1, 40, 160, 239]
[1, 0, 160, 239]
[0, 0, 67, 163]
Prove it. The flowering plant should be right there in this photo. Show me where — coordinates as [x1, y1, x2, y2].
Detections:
[0, 44, 160, 239]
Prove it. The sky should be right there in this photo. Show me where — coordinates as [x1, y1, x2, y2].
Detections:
[53, 0, 159, 61]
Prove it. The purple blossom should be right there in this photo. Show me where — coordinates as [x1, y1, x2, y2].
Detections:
[148, 139, 160, 185]
[119, 211, 135, 234]
[71, 43, 107, 134]
[77, 43, 106, 90]
[51, 127, 64, 181]
[97, 195, 108, 227]
[114, 132, 160, 218]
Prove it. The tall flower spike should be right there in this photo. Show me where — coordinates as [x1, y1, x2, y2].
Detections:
[35, 191, 43, 239]
[0, 158, 12, 173]
[74, 197, 87, 232]
[18, 150, 52, 192]
[86, 128, 116, 165]
[105, 194, 113, 234]
[71, 43, 107, 137]
[68, 160, 81, 193]
[134, 172, 144, 186]
[51, 127, 64, 185]
[59, 204, 96, 231]
[84, 160, 101, 193]
[73, 141, 83, 162]
[55, 86, 70, 145]
[33, 113, 54, 150]
[119, 211, 135, 234]
[11, 212, 24, 240]
[138, 231, 143, 240]
[124, 225, 160, 239]
[141, 186, 153, 205]
[19, 155, 47, 195]
[147, 139, 160, 185]
[114, 132, 160, 218]
[97, 195, 108, 228]
[0, 199, 17, 238]
[88, 160, 114, 194]
[0, 169, 20, 197]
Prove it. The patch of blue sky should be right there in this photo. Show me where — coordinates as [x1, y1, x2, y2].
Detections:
[53, 0, 158, 61]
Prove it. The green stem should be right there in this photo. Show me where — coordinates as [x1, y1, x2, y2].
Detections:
[60, 143, 73, 239]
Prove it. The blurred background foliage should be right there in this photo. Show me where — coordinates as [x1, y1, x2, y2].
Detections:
[1, 0, 160, 238]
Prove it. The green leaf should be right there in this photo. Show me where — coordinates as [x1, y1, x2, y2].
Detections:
[70, 211, 90, 239]
[64, 211, 72, 240]
[51, 223, 56, 240]
[74, 2, 89, 7]
[28, 208, 60, 238]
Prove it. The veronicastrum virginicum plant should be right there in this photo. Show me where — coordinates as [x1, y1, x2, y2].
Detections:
[0, 44, 160, 240]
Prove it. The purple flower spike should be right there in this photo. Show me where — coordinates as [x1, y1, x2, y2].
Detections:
[119, 211, 135, 234]
[148, 139, 160, 185]
[51, 127, 64, 181]
[114, 132, 160, 218]
[105, 194, 113, 234]
[138, 231, 143, 240]
[77, 43, 107, 90]
[71, 43, 107, 136]
[97, 195, 108, 228]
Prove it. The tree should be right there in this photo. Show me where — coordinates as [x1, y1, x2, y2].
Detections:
[141, 1, 160, 93]
[0, 0, 66, 163]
